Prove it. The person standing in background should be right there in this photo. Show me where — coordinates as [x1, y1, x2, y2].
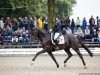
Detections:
[43, 17, 48, 31]
[34, 17, 37, 28]
[65, 17, 70, 28]
[5, 17, 11, 29]
[76, 17, 81, 30]
[96, 16, 99, 25]
[37, 17, 43, 29]
[89, 15, 95, 32]
[23, 17, 29, 30]
[82, 17, 87, 31]
[71, 18, 75, 33]
[0, 18, 4, 29]
[29, 17, 34, 29]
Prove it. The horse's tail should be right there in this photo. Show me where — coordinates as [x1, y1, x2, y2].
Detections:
[77, 36, 93, 57]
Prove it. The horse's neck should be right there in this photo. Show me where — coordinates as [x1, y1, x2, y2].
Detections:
[38, 33, 51, 44]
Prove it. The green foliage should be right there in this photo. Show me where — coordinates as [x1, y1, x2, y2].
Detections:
[0, 0, 76, 18]
[56, 0, 76, 17]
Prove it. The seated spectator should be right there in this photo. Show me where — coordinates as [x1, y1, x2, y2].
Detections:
[6, 27, 13, 41]
[0, 34, 3, 45]
[90, 27, 97, 42]
[25, 30, 30, 45]
[84, 26, 91, 39]
[74, 27, 84, 39]
[66, 27, 72, 34]
[18, 33, 23, 44]
[22, 28, 26, 45]
[11, 32, 18, 44]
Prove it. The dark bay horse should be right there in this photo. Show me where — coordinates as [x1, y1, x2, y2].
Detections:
[32, 27, 93, 68]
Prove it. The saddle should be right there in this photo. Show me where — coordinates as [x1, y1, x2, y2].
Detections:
[51, 32, 65, 45]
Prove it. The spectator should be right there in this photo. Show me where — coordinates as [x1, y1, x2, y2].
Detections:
[37, 17, 43, 29]
[6, 27, 13, 41]
[18, 33, 23, 44]
[12, 32, 18, 44]
[76, 17, 81, 29]
[29, 17, 34, 29]
[61, 18, 66, 30]
[25, 30, 30, 45]
[18, 17, 24, 28]
[0, 34, 3, 45]
[71, 18, 75, 33]
[90, 27, 97, 42]
[34, 17, 37, 28]
[97, 27, 100, 42]
[89, 15, 95, 32]
[0, 18, 4, 29]
[65, 17, 70, 28]
[82, 17, 87, 31]
[16, 28, 22, 40]
[84, 26, 91, 39]
[22, 28, 26, 45]
[23, 17, 29, 30]
[12, 18, 18, 31]
[5, 17, 11, 29]
[96, 20, 100, 32]
[43, 17, 48, 31]
[66, 27, 72, 34]
[96, 16, 99, 25]
[74, 27, 84, 39]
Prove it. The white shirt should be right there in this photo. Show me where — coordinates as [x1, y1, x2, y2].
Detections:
[0, 20, 4, 28]
[85, 29, 90, 35]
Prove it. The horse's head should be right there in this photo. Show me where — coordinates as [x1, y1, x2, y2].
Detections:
[32, 27, 46, 37]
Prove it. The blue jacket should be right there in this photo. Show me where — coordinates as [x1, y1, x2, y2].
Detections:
[82, 19, 87, 26]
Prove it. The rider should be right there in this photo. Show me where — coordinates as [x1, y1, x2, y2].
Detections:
[53, 17, 62, 49]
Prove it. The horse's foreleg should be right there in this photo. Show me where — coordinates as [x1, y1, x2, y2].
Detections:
[32, 50, 46, 61]
[48, 52, 59, 68]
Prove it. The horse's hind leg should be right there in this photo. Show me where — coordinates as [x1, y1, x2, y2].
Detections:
[73, 47, 86, 69]
[64, 48, 73, 67]
[32, 50, 46, 61]
[47, 51, 59, 68]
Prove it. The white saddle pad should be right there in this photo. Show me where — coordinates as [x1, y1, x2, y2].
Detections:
[51, 33, 65, 44]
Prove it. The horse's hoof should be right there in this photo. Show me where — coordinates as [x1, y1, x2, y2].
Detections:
[91, 53, 93, 57]
[57, 65, 59, 68]
[32, 58, 35, 61]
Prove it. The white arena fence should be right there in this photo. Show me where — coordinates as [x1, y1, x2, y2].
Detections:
[0, 48, 100, 55]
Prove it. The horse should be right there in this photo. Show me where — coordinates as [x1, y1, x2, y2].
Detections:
[31, 27, 93, 68]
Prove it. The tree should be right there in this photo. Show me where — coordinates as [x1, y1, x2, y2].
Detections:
[56, 0, 76, 17]
[0, 0, 76, 19]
